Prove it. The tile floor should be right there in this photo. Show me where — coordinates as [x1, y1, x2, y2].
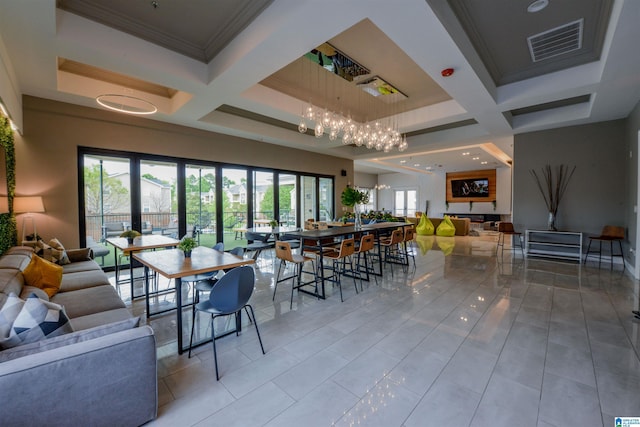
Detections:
[113, 234, 640, 426]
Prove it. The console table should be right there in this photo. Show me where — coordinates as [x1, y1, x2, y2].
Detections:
[525, 229, 582, 263]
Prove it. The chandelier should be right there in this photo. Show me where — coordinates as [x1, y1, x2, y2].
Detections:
[297, 104, 408, 152]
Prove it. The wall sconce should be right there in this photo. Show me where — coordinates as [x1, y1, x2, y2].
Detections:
[14, 196, 45, 242]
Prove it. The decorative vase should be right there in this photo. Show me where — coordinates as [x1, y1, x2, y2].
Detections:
[127, 237, 134, 244]
[183, 250, 192, 258]
[547, 212, 557, 231]
[354, 205, 362, 229]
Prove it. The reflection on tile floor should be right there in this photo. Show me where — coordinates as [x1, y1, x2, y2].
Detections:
[109, 235, 640, 426]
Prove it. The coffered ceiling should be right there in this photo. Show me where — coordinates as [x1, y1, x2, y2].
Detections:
[0, 0, 638, 175]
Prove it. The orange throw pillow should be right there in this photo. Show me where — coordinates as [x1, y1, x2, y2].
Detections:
[22, 255, 64, 297]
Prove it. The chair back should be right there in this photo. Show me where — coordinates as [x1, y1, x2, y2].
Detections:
[337, 238, 355, 258]
[208, 265, 255, 314]
[245, 231, 269, 243]
[602, 225, 624, 239]
[212, 242, 224, 251]
[358, 234, 375, 253]
[391, 229, 403, 244]
[404, 227, 416, 242]
[498, 222, 515, 233]
[275, 241, 294, 262]
[229, 246, 244, 256]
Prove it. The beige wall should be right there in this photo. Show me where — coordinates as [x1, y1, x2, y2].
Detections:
[15, 96, 353, 247]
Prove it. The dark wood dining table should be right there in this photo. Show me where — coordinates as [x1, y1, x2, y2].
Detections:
[133, 246, 254, 354]
[284, 222, 413, 299]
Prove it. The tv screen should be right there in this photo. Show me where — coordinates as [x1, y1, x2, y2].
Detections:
[451, 178, 489, 198]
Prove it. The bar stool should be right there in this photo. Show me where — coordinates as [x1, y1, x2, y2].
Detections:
[584, 225, 625, 270]
[273, 241, 318, 308]
[354, 234, 378, 287]
[400, 227, 416, 268]
[380, 228, 404, 266]
[322, 238, 358, 302]
[496, 222, 524, 258]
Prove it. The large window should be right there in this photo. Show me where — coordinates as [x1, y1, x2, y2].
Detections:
[79, 147, 334, 268]
[185, 164, 216, 247]
[82, 155, 131, 267]
[394, 189, 417, 217]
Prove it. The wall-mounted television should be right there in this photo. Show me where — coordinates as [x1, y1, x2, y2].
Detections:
[446, 169, 496, 202]
[451, 178, 489, 198]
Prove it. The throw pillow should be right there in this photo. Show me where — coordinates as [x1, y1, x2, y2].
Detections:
[0, 293, 25, 338]
[416, 215, 435, 236]
[22, 254, 64, 297]
[49, 238, 71, 265]
[435, 215, 456, 237]
[0, 316, 139, 362]
[34, 239, 52, 259]
[0, 293, 73, 349]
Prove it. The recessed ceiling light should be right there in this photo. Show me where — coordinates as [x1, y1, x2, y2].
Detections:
[425, 166, 432, 170]
[527, 0, 548, 13]
[481, 161, 488, 165]
[472, 157, 480, 160]
[414, 163, 420, 167]
[400, 160, 406, 164]
[462, 152, 470, 156]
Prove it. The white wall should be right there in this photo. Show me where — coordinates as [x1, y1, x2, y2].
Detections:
[377, 167, 512, 217]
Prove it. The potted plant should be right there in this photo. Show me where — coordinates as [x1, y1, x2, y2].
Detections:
[178, 236, 197, 257]
[269, 219, 278, 228]
[341, 186, 369, 228]
[120, 229, 141, 244]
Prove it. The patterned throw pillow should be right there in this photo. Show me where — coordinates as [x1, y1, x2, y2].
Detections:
[0, 293, 25, 339]
[48, 238, 71, 265]
[22, 254, 64, 297]
[0, 293, 73, 349]
[34, 239, 52, 259]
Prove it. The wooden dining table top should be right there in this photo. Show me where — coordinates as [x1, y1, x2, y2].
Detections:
[132, 246, 254, 279]
[106, 235, 180, 253]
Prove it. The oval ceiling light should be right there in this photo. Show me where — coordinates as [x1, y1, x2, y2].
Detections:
[527, 0, 549, 13]
[96, 94, 158, 115]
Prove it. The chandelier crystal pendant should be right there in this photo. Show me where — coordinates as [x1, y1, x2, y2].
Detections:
[298, 102, 408, 152]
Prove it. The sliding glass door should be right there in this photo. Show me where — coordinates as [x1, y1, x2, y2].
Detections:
[278, 173, 296, 226]
[80, 148, 334, 264]
[82, 154, 131, 267]
[222, 167, 247, 249]
[139, 160, 176, 238]
[185, 164, 216, 247]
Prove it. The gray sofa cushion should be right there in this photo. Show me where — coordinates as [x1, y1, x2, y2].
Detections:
[52, 285, 126, 318]
[62, 259, 103, 274]
[0, 316, 140, 362]
[60, 269, 111, 292]
[0, 253, 31, 271]
[70, 308, 134, 331]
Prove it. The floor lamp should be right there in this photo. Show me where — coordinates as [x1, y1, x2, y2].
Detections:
[14, 196, 45, 243]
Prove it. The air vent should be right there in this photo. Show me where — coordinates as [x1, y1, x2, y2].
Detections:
[528, 19, 583, 62]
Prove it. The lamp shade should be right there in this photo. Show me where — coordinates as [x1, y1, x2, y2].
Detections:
[14, 196, 45, 213]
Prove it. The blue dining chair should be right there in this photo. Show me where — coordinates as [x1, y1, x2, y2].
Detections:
[192, 265, 265, 380]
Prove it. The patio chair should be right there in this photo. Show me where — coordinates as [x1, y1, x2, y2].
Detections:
[191, 265, 265, 380]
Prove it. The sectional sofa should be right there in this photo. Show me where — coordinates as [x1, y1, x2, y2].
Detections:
[0, 246, 157, 426]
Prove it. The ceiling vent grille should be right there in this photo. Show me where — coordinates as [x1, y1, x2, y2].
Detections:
[528, 19, 583, 62]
